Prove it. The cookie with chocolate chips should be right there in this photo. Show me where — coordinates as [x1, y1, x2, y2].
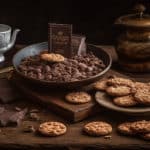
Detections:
[38, 121, 67, 137]
[113, 95, 138, 107]
[40, 53, 65, 63]
[117, 122, 135, 135]
[84, 121, 112, 136]
[130, 120, 150, 134]
[65, 92, 92, 104]
[106, 86, 131, 97]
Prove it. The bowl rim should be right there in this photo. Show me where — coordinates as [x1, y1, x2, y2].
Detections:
[13, 42, 112, 85]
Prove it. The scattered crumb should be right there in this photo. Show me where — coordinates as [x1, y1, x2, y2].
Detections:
[29, 113, 40, 121]
[30, 109, 39, 113]
[104, 135, 112, 139]
[15, 107, 22, 111]
[22, 125, 36, 133]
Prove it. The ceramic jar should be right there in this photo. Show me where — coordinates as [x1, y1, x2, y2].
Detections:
[115, 4, 150, 72]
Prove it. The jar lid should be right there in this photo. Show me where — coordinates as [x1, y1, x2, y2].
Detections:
[115, 4, 150, 28]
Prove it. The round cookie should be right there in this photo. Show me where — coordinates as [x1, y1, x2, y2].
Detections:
[130, 120, 150, 134]
[94, 79, 108, 91]
[65, 92, 92, 104]
[107, 77, 134, 87]
[134, 88, 150, 106]
[131, 82, 150, 93]
[134, 82, 148, 89]
[84, 121, 112, 136]
[106, 86, 131, 97]
[40, 53, 65, 63]
[113, 95, 138, 107]
[38, 121, 67, 136]
[117, 122, 134, 135]
[141, 133, 150, 141]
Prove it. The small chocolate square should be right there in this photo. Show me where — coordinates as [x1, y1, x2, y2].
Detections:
[48, 23, 72, 58]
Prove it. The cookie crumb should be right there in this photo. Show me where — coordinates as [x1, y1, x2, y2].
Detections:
[15, 107, 22, 111]
[29, 113, 40, 121]
[104, 135, 112, 139]
[30, 109, 39, 113]
[23, 125, 36, 133]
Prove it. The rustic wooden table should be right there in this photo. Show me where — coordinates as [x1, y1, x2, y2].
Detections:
[0, 45, 149, 150]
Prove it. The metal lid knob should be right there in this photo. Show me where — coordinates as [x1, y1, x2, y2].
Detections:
[133, 4, 146, 18]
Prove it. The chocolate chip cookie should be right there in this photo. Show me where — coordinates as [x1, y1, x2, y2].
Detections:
[107, 77, 134, 87]
[113, 95, 138, 107]
[94, 79, 108, 91]
[106, 86, 131, 97]
[117, 122, 134, 135]
[40, 53, 65, 63]
[84, 121, 112, 136]
[65, 92, 92, 104]
[134, 88, 150, 106]
[38, 121, 67, 136]
[130, 120, 150, 134]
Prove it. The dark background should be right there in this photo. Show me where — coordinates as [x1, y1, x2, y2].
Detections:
[0, 0, 149, 45]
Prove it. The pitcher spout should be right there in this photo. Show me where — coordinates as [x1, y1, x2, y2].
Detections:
[7, 29, 20, 50]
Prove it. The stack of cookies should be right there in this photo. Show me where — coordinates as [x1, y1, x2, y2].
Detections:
[118, 120, 150, 141]
[94, 77, 150, 107]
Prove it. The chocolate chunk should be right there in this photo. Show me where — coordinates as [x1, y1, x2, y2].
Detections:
[0, 107, 4, 114]
[0, 107, 28, 127]
[15, 107, 22, 111]
[35, 68, 42, 73]
[29, 113, 40, 121]
[45, 65, 51, 72]
[30, 109, 39, 113]
[37, 73, 44, 80]
[23, 125, 36, 133]
[18, 52, 106, 82]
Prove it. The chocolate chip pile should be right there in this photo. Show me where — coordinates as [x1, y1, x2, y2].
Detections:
[18, 52, 106, 82]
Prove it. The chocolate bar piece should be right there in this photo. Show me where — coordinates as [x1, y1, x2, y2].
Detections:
[72, 34, 86, 56]
[0, 106, 27, 127]
[48, 23, 72, 58]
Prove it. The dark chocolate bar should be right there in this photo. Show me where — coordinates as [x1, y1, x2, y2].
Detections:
[48, 23, 72, 58]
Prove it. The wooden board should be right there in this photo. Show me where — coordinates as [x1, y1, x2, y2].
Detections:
[11, 69, 149, 123]
[11, 72, 100, 123]
[0, 99, 149, 150]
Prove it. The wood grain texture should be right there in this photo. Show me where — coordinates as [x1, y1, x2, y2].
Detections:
[0, 99, 149, 150]
[0, 45, 150, 149]
[11, 72, 99, 123]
